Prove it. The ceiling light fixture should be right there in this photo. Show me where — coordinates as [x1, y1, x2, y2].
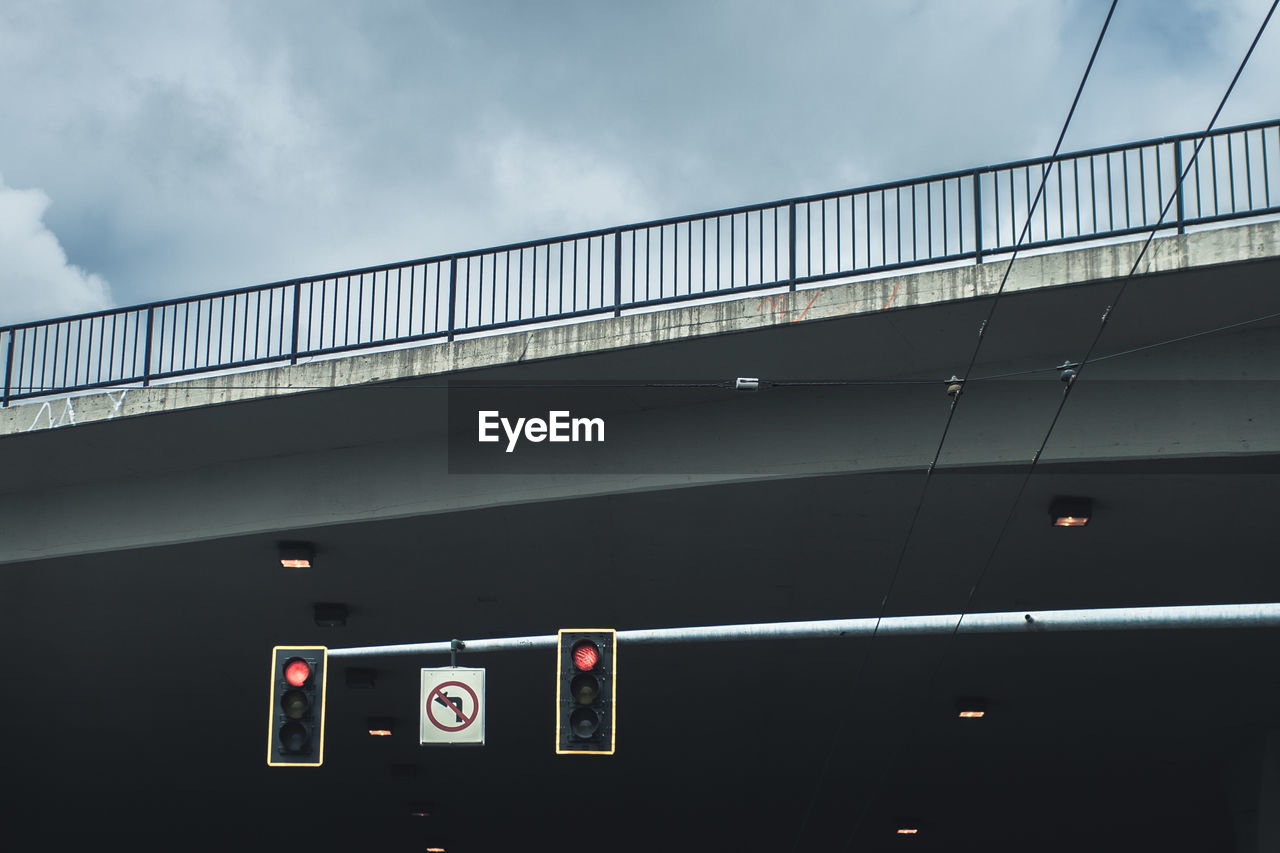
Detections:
[1049, 496, 1092, 528]
[278, 541, 315, 568]
[367, 717, 395, 737]
[956, 697, 987, 719]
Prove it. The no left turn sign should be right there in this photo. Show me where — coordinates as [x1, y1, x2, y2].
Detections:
[420, 667, 485, 745]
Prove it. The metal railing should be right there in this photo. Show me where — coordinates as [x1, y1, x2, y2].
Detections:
[3, 119, 1278, 406]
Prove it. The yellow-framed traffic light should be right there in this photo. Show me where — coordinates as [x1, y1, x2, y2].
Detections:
[556, 629, 616, 755]
[267, 645, 328, 767]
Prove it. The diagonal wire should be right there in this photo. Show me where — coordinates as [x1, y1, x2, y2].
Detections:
[785, 3, 1120, 850]
[831, 5, 1279, 846]
[949, 0, 1280, 642]
[864, 0, 1120, 625]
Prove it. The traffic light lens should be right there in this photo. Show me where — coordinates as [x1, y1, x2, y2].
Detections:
[280, 721, 310, 751]
[570, 707, 601, 738]
[284, 657, 311, 687]
[282, 689, 310, 720]
[570, 673, 600, 704]
[571, 641, 599, 671]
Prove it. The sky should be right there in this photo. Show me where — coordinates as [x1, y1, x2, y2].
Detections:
[0, 0, 1277, 326]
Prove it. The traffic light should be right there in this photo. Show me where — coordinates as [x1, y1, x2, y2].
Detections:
[267, 645, 328, 767]
[556, 629, 616, 755]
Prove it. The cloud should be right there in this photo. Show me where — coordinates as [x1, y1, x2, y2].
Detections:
[480, 128, 659, 237]
[1, 1, 1273, 319]
[0, 177, 112, 326]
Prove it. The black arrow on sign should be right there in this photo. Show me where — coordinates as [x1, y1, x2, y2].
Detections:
[434, 692, 465, 723]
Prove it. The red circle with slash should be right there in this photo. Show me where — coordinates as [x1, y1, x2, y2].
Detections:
[426, 681, 480, 732]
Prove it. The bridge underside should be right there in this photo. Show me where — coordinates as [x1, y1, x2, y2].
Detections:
[3, 222, 1280, 850]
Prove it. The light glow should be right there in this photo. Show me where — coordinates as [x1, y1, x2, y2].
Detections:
[284, 658, 311, 687]
[958, 710, 985, 718]
[1053, 516, 1088, 527]
[572, 641, 600, 671]
[897, 828, 919, 835]
[278, 542, 315, 568]
[368, 728, 393, 736]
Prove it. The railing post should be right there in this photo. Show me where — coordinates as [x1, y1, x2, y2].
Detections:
[447, 258, 458, 342]
[613, 231, 623, 317]
[788, 202, 797, 291]
[972, 170, 984, 264]
[141, 306, 155, 387]
[2, 328, 14, 407]
[1173, 140, 1186, 235]
[290, 281, 302, 365]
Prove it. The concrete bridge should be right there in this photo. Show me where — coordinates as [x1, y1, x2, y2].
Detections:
[4, 131, 1280, 850]
[4, 221, 1278, 566]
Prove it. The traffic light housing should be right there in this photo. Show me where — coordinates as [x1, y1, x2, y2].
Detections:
[556, 629, 616, 755]
[267, 645, 328, 767]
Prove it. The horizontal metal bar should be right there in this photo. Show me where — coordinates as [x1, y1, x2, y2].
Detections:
[5, 377, 144, 403]
[294, 329, 449, 361]
[450, 305, 619, 337]
[327, 601, 1280, 659]
[1177, 206, 1280, 231]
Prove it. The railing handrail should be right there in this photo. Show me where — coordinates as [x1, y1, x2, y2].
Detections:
[3, 117, 1276, 336]
[3, 117, 1278, 406]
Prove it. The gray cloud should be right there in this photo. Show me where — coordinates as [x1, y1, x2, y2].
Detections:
[0, 0, 1275, 325]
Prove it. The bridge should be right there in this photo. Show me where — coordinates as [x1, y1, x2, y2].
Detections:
[3, 120, 1280, 851]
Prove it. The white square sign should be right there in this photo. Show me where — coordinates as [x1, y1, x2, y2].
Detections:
[420, 667, 486, 746]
